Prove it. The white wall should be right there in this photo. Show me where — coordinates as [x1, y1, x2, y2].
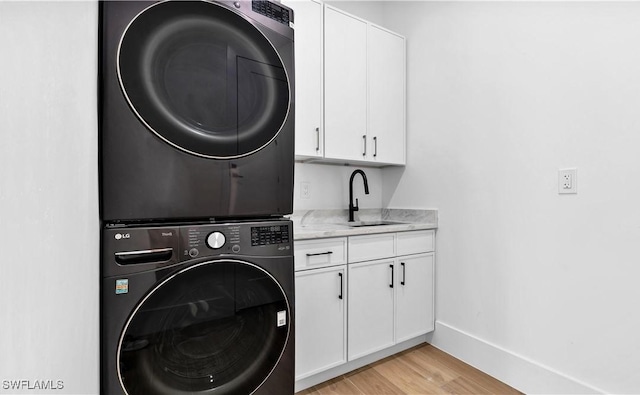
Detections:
[381, 2, 640, 394]
[0, 2, 99, 394]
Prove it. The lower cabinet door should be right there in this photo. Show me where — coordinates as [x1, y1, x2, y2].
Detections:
[348, 259, 395, 360]
[295, 265, 347, 379]
[395, 253, 434, 342]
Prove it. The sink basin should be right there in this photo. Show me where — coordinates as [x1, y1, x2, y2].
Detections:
[347, 220, 406, 227]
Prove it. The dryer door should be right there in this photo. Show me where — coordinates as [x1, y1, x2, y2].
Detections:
[118, 1, 290, 159]
[118, 260, 290, 395]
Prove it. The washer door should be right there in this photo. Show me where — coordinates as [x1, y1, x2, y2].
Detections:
[118, 1, 290, 158]
[118, 260, 290, 395]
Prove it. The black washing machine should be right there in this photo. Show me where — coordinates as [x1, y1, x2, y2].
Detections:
[99, 0, 295, 223]
[101, 220, 294, 395]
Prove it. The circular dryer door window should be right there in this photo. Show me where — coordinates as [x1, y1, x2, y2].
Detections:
[117, 260, 290, 395]
[118, 1, 290, 159]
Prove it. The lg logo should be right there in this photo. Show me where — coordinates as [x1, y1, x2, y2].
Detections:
[114, 233, 131, 240]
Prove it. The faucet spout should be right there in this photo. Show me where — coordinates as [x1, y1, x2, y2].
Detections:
[348, 169, 370, 222]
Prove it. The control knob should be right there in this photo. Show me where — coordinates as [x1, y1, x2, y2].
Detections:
[206, 232, 226, 249]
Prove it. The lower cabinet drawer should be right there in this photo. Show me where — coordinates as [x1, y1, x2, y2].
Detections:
[397, 230, 435, 256]
[294, 237, 347, 271]
[348, 233, 395, 263]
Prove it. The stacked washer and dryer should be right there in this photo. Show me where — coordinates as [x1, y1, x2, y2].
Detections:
[98, 1, 295, 394]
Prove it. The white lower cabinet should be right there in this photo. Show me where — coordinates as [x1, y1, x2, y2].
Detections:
[295, 230, 435, 387]
[294, 237, 348, 380]
[347, 253, 434, 360]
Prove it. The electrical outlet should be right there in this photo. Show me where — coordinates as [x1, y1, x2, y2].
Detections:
[301, 182, 311, 199]
[558, 168, 577, 194]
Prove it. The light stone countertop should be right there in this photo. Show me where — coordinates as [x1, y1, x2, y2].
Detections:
[289, 208, 438, 240]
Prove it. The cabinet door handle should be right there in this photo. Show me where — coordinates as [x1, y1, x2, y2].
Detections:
[315, 127, 320, 151]
[373, 136, 378, 157]
[362, 135, 367, 156]
[389, 264, 394, 288]
[338, 272, 343, 300]
[306, 251, 333, 257]
[401, 262, 406, 286]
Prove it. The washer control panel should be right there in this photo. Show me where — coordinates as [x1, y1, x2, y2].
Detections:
[252, 0, 291, 25]
[179, 220, 292, 260]
[251, 224, 290, 246]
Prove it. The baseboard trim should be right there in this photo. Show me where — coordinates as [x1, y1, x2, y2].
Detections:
[430, 321, 606, 394]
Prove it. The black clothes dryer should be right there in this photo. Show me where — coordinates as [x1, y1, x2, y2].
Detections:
[101, 220, 294, 395]
[99, 0, 295, 223]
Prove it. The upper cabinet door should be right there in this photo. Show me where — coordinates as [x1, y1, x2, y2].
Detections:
[324, 6, 368, 162]
[284, 0, 324, 158]
[368, 25, 406, 165]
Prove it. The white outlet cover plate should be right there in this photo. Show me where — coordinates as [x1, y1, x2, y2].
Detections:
[301, 181, 311, 199]
[558, 168, 577, 194]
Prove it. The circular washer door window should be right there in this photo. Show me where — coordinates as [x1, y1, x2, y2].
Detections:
[117, 260, 290, 395]
[118, 1, 290, 158]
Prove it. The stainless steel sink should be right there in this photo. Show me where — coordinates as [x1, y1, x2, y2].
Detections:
[347, 220, 406, 227]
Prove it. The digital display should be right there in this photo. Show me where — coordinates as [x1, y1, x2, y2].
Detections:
[251, 225, 290, 246]
[252, 1, 290, 25]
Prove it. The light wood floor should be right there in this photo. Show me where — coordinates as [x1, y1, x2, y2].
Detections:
[295, 344, 522, 395]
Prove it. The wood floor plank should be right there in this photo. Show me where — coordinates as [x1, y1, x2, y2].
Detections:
[345, 364, 405, 394]
[395, 347, 460, 386]
[312, 376, 364, 395]
[295, 343, 522, 395]
[418, 345, 522, 395]
[373, 355, 447, 394]
[441, 376, 492, 395]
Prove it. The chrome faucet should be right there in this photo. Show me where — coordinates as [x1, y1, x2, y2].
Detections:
[348, 169, 369, 222]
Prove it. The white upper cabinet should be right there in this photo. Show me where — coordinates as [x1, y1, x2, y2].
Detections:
[324, 6, 369, 162]
[289, 1, 406, 166]
[368, 25, 406, 165]
[283, 0, 324, 158]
